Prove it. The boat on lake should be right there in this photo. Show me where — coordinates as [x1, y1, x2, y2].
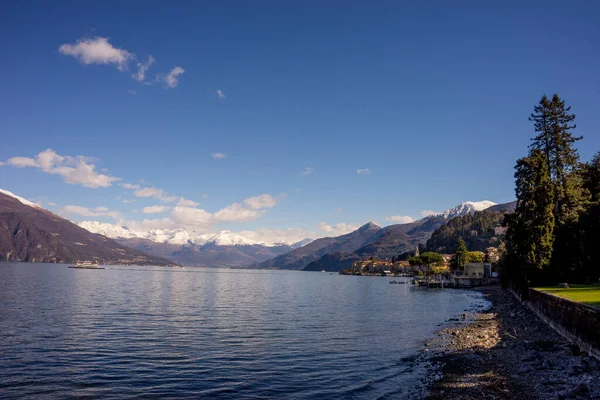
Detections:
[69, 261, 104, 269]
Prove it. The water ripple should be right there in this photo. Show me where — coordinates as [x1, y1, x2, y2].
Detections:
[0, 263, 486, 399]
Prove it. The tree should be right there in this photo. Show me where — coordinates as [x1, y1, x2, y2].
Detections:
[505, 149, 555, 289]
[411, 252, 445, 277]
[529, 94, 585, 227]
[578, 152, 600, 282]
[583, 152, 600, 203]
[450, 239, 468, 270]
[466, 251, 484, 263]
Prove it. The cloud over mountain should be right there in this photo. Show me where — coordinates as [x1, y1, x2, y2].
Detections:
[5, 149, 120, 188]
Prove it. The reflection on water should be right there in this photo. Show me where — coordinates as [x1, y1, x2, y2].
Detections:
[0, 263, 486, 399]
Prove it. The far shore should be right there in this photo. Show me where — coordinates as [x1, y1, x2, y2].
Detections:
[424, 286, 600, 399]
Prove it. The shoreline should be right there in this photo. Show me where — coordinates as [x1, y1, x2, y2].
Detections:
[424, 285, 600, 399]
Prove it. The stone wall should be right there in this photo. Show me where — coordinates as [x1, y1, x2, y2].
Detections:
[524, 289, 600, 359]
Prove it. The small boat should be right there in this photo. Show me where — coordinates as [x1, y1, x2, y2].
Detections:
[69, 261, 104, 269]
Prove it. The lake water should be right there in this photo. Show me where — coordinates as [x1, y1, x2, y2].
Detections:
[0, 263, 487, 399]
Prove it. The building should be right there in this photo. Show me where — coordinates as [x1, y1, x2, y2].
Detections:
[454, 262, 496, 287]
[485, 247, 501, 263]
[464, 262, 492, 278]
[352, 259, 391, 274]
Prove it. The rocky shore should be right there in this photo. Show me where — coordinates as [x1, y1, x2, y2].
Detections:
[425, 286, 600, 399]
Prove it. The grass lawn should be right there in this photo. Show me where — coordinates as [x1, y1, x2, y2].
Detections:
[534, 284, 600, 308]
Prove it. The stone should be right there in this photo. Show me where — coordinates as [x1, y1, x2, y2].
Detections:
[517, 364, 533, 373]
[573, 383, 589, 395]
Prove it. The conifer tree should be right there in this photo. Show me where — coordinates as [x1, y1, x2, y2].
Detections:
[450, 238, 468, 270]
[505, 149, 555, 288]
[579, 152, 600, 282]
[529, 94, 585, 226]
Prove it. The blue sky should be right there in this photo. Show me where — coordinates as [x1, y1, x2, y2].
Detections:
[1, 1, 599, 242]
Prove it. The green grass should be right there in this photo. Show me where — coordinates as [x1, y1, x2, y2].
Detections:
[534, 284, 600, 308]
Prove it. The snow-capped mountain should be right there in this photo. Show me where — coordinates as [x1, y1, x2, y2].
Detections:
[0, 188, 42, 209]
[78, 221, 142, 239]
[197, 231, 266, 246]
[77, 221, 312, 248]
[0, 189, 172, 265]
[433, 200, 497, 220]
[290, 238, 314, 249]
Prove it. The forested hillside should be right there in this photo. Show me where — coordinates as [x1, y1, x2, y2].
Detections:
[426, 210, 507, 253]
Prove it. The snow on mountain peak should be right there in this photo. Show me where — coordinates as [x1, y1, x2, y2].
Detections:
[436, 200, 497, 219]
[0, 188, 42, 209]
[78, 221, 141, 239]
[200, 231, 265, 246]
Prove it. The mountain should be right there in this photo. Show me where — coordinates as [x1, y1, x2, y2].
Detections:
[78, 221, 313, 248]
[290, 238, 314, 249]
[78, 221, 312, 267]
[300, 200, 512, 272]
[484, 200, 517, 213]
[425, 204, 516, 254]
[0, 189, 174, 265]
[250, 222, 382, 270]
[433, 200, 497, 219]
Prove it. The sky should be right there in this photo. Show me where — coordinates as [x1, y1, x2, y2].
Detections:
[1, 1, 600, 243]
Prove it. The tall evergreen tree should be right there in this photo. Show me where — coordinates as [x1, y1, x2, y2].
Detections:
[450, 238, 468, 270]
[583, 152, 600, 203]
[505, 149, 555, 289]
[529, 94, 585, 226]
[579, 152, 600, 282]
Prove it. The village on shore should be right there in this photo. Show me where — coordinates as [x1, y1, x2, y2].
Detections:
[339, 241, 503, 288]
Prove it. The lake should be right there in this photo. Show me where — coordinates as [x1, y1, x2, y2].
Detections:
[0, 263, 487, 399]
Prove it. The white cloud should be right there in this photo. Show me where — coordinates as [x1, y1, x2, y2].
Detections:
[177, 197, 199, 207]
[296, 188, 301, 192]
[0, 161, 5, 166]
[302, 167, 314, 176]
[420, 210, 438, 217]
[7, 157, 38, 168]
[61, 205, 122, 219]
[214, 203, 267, 222]
[171, 206, 213, 226]
[142, 205, 169, 214]
[335, 208, 344, 213]
[160, 195, 178, 203]
[122, 192, 281, 231]
[165, 66, 185, 88]
[133, 55, 155, 82]
[59, 37, 132, 71]
[5, 149, 120, 188]
[244, 194, 277, 210]
[59, 37, 184, 89]
[47, 202, 57, 206]
[210, 152, 226, 159]
[385, 215, 415, 224]
[120, 183, 141, 190]
[134, 187, 164, 198]
[357, 168, 371, 175]
[121, 199, 136, 204]
[131, 186, 176, 203]
[201, 193, 208, 199]
[217, 89, 226, 99]
[318, 222, 359, 235]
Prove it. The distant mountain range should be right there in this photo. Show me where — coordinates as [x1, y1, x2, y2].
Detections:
[262, 200, 513, 272]
[77, 221, 314, 267]
[0, 189, 173, 265]
[250, 221, 383, 270]
[0, 188, 515, 271]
